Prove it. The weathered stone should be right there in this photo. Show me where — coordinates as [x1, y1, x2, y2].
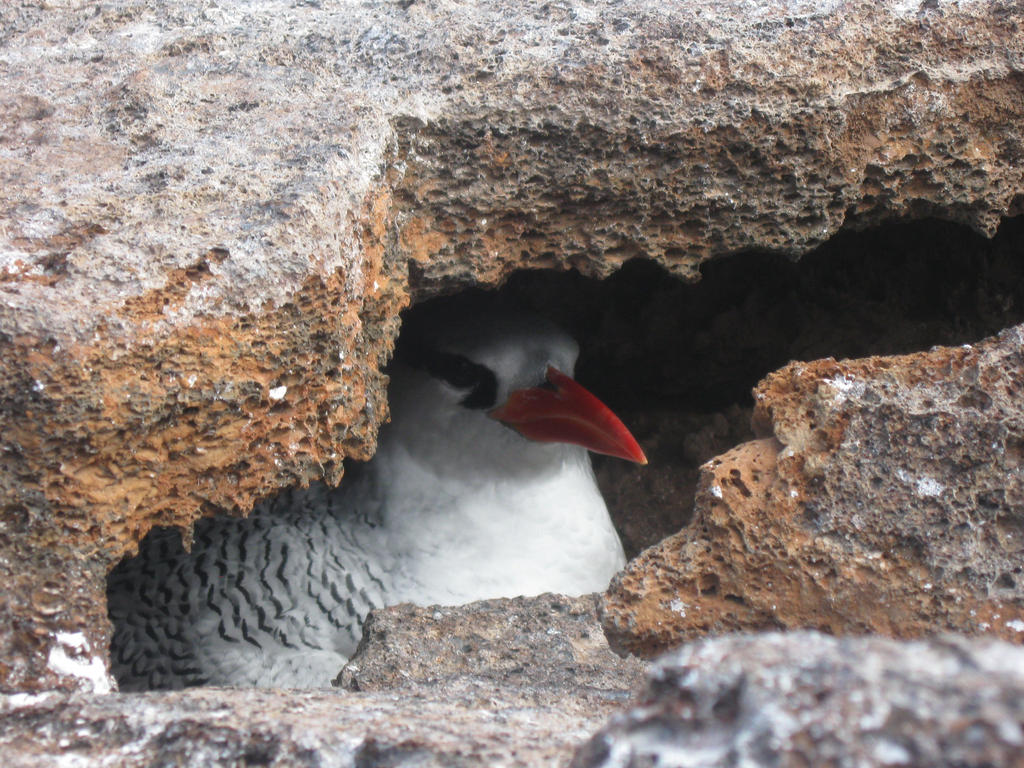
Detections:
[572, 632, 1024, 768]
[338, 593, 648, 693]
[0, 685, 615, 767]
[603, 324, 1024, 657]
[2, 0, 1023, 691]
[395, 2, 1024, 294]
[0, 594, 645, 767]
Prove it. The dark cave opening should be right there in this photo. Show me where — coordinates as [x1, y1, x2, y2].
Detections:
[415, 215, 1024, 556]
[502, 215, 1024, 412]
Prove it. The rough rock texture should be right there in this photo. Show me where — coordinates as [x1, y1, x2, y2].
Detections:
[395, 2, 1024, 295]
[0, 686, 602, 768]
[0, 594, 646, 767]
[573, 632, 1024, 768]
[338, 593, 647, 693]
[603, 324, 1024, 657]
[2, 0, 1023, 691]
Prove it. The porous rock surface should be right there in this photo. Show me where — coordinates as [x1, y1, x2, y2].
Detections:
[338, 593, 647, 693]
[0, 0, 1021, 708]
[603, 324, 1024, 657]
[0, 594, 645, 767]
[572, 632, 1024, 768]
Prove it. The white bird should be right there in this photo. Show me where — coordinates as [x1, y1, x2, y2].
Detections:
[107, 302, 646, 690]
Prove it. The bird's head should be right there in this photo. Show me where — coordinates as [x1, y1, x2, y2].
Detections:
[387, 301, 646, 474]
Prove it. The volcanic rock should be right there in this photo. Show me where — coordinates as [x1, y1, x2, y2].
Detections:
[1, 0, 1022, 700]
[573, 632, 1024, 768]
[603, 324, 1024, 656]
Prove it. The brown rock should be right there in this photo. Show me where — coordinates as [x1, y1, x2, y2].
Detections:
[2, 0, 1023, 690]
[572, 632, 1024, 768]
[603, 324, 1024, 657]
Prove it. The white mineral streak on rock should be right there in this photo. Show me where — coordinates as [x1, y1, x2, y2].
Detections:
[47, 633, 113, 694]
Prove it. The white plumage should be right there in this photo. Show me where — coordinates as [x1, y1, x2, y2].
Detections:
[107, 304, 641, 690]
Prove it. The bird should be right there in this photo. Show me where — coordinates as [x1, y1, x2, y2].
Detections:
[106, 299, 646, 690]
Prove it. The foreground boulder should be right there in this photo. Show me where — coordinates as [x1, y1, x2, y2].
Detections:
[573, 632, 1024, 768]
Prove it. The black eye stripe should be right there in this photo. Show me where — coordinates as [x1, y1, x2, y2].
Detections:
[430, 352, 497, 409]
[431, 354, 483, 388]
[397, 343, 498, 410]
[458, 368, 498, 409]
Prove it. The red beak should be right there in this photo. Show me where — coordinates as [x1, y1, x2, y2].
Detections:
[488, 366, 648, 464]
